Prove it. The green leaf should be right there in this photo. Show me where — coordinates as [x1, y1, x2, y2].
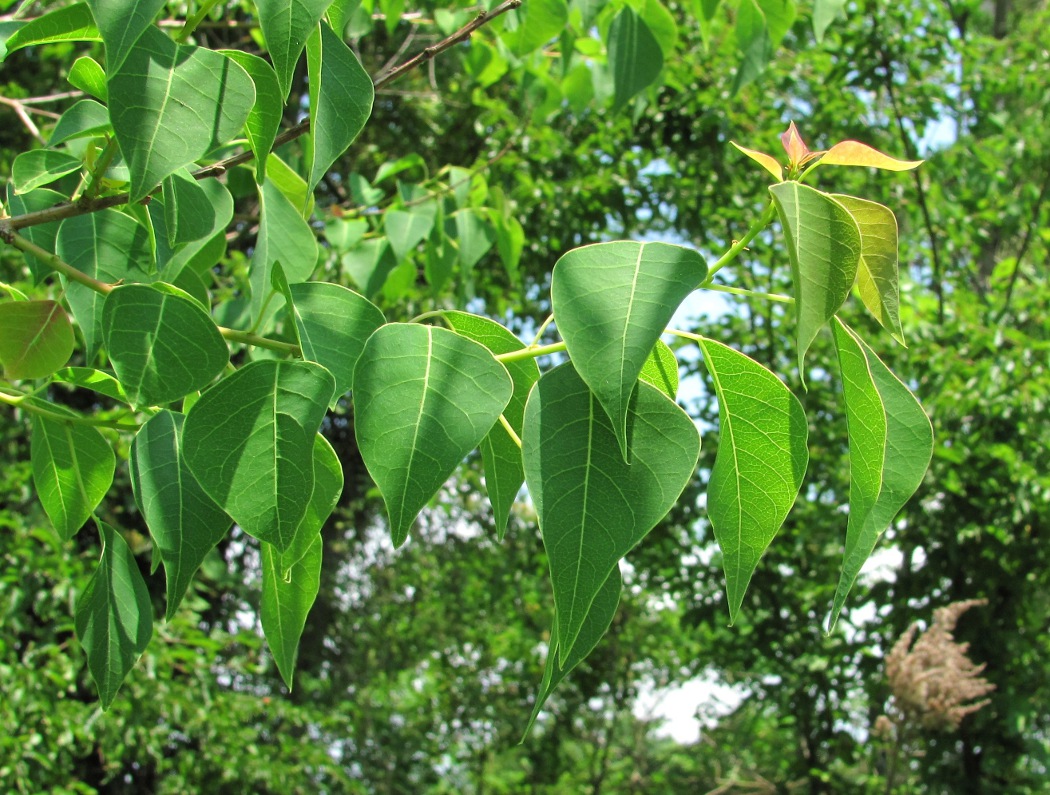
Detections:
[53, 367, 129, 402]
[305, 20, 374, 197]
[833, 194, 905, 345]
[102, 283, 229, 408]
[696, 337, 808, 624]
[161, 169, 217, 247]
[493, 211, 525, 277]
[551, 240, 705, 460]
[182, 360, 335, 552]
[829, 319, 932, 629]
[385, 206, 436, 262]
[353, 324, 513, 547]
[4, 2, 100, 55]
[261, 534, 322, 690]
[443, 311, 540, 539]
[733, 0, 795, 91]
[450, 209, 495, 273]
[288, 282, 386, 406]
[0, 300, 74, 379]
[279, 434, 343, 573]
[251, 177, 319, 325]
[31, 414, 115, 541]
[257, 0, 333, 99]
[818, 141, 923, 171]
[68, 56, 108, 102]
[505, 0, 568, 56]
[85, 0, 164, 72]
[638, 339, 679, 399]
[57, 210, 153, 362]
[11, 150, 83, 193]
[521, 364, 699, 665]
[219, 50, 283, 184]
[109, 27, 255, 200]
[50, 99, 111, 145]
[161, 180, 234, 279]
[130, 410, 232, 620]
[636, 0, 679, 55]
[812, 0, 846, 42]
[523, 567, 621, 737]
[769, 181, 861, 379]
[6, 187, 65, 283]
[74, 522, 153, 710]
[266, 153, 315, 217]
[342, 238, 398, 298]
[607, 6, 664, 112]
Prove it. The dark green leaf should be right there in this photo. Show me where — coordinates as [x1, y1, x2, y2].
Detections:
[251, 177, 319, 325]
[261, 534, 322, 689]
[49, 99, 111, 145]
[6, 186, 66, 283]
[162, 169, 217, 247]
[279, 434, 343, 573]
[219, 50, 283, 183]
[85, 0, 164, 72]
[607, 6, 664, 111]
[256, 0, 333, 98]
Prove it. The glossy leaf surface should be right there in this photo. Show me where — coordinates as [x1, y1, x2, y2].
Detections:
[0, 300, 74, 379]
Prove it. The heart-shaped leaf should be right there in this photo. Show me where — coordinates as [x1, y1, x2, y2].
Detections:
[696, 337, 808, 624]
[75, 521, 153, 710]
[353, 323, 513, 546]
[261, 534, 322, 690]
[552, 240, 705, 459]
[182, 360, 336, 552]
[769, 181, 861, 380]
[522, 363, 699, 665]
[0, 300, 74, 379]
[829, 319, 932, 629]
[130, 410, 232, 620]
[256, 0, 332, 98]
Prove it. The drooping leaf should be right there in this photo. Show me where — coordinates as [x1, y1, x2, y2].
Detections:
[103, 283, 229, 408]
[385, 206, 436, 262]
[31, 414, 115, 541]
[108, 27, 255, 200]
[57, 210, 153, 361]
[256, 0, 333, 98]
[49, 99, 111, 145]
[68, 56, 108, 102]
[130, 410, 232, 620]
[6, 186, 66, 283]
[161, 169, 216, 247]
[219, 50, 283, 183]
[0, 300, 74, 379]
[551, 240, 705, 459]
[769, 181, 861, 379]
[74, 522, 153, 710]
[733, 0, 795, 91]
[829, 319, 932, 629]
[819, 141, 924, 171]
[11, 150, 83, 193]
[85, 0, 164, 72]
[833, 194, 905, 345]
[696, 337, 809, 624]
[353, 323, 513, 547]
[523, 566, 621, 737]
[261, 534, 322, 690]
[341, 238, 398, 298]
[251, 177, 319, 325]
[288, 281, 386, 405]
[521, 364, 699, 665]
[305, 20, 375, 197]
[182, 360, 336, 552]
[266, 153, 314, 217]
[5, 2, 100, 55]
[505, 0, 568, 56]
[443, 311, 540, 539]
[730, 141, 784, 180]
[638, 339, 679, 399]
[607, 6, 664, 111]
[279, 434, 343, 573]
[812, 0, 846, 42]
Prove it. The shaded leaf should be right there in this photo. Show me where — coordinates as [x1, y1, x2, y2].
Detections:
[261, 534, 322, 689]
[0, 300, 74, 379]
[279, 434, 343, 573]
[638, 339, 679, 399]
[251, 177, 319, 325]
[219, 50, 283, 183]
[386, 206, 436, 262]
[11, 150, 83, 193]
[256, 0, 333, 98]
[50, 99, 111, 145]
[452, 209, 495, 272]
[6, 186, 66, 283]
[162, 169, 216, 247]
[342, 238, 398, 298]
[607, 6, 664, 111]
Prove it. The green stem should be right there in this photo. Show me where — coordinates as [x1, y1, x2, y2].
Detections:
[702, 201, 778, 283]
[176, 0, 223, 42]
[498, 414, 522, 449]
[530, 314, 555, 346]
[219, 327, 300, 356]
[496, 340, 566, 363]
[81, 137, 119, 201]
[0, 389, 139, 431]
[704, 283, 794, 304]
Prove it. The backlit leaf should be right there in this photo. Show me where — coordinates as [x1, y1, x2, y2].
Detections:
[812, 0, 846, 41]
[251, 177, 319, 325]
[731, 141, 784, 181]
[68, 56, 108, 102]
[819, 141, 924, 171]
[353, 324, 513, 547]
[696, 337, 808, 624]
[0, 300, 74, 379]
[638, 339, 679, 399]
[53, 367, 128, 403]
[505, 0, 568, 56]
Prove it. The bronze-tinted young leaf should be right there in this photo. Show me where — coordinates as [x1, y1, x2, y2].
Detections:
[0, 300, 74, 379]
[819, 141, 923, 171]
[730, 141, 784, 181]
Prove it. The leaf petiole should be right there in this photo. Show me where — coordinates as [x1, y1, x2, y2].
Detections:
[702, 201, 778, 283]
[704, 283, 795, 304]
[495, 340, 567, 364]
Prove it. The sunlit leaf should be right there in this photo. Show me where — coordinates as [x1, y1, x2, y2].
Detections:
[53, 367, 128, 403]
[11, 150, 83, 194]
[0, 300, 74, 379]
[85, 0, 164, 72]
[638, 339, 679, 399]
[731, 141, 784, 180]
[68, 55, 108, 102]
[819, 141, 924, 171]
[5, 2, 99, 54]
[251, 176, 319, 325]
[812, 0, 846, 42]
[505, 0, 567, 56]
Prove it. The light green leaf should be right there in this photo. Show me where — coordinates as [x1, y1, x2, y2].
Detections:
[75, 522, 153, 710]
[261, 534, 322, 689]
[505, 0, 568, 56]
[257, 0, 333, 99]
[109, 27, 255, 200]
[696, 337, 808, 624]
[493, 211, 525, 277]
[443, 311, 540, 540]
[551, 240, 705, 460]
[219, 50, 283, 183]
[50, 99, 111, 146]
[57, 210, 153, 361]
[266, 153, 314, 217]
[279, 433, 343, 573]
[730, 141, 784, 180]
[451, 209, 495, 272]
[819, 141, 923, 171]
[251, 177, 319, 325]
[0, 300, 74, 379]
[769, 181, 861, 379]
[523, 567, 620, 737]
[53, 367, 128, 403]
[182, 360, 335, 552]
[636, 0, 679, 55]
[607, 6, 664, 112]
[353, 324, 513, 547]
[68, 56, 108, 102]
[342, 238, 398, 298]
[4, 3, 100, 55]
[733, 0, 795, 91]
[385, 206, 436, 262]
[6, 187, 65, 283]
[162, 169, 216, 247]
[130, 410, 232, 620]
[85, 0, 164, 72]
[812, 0, 846, 41]
[325, 217, 369, 251]
[833, 194, 905, 345]
[103, 283, 229, 408]
[289, 281, 386, 405]
[829, 319, 932, 629]
[31, 414, 115, 541]
[305, 20, 374, 197]
[638, 339, 679, 399]
[522, 364, 699, 665]
[11, 150, 83, 193]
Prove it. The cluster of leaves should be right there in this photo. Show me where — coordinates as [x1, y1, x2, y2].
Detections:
[0, 0, 932, 722]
